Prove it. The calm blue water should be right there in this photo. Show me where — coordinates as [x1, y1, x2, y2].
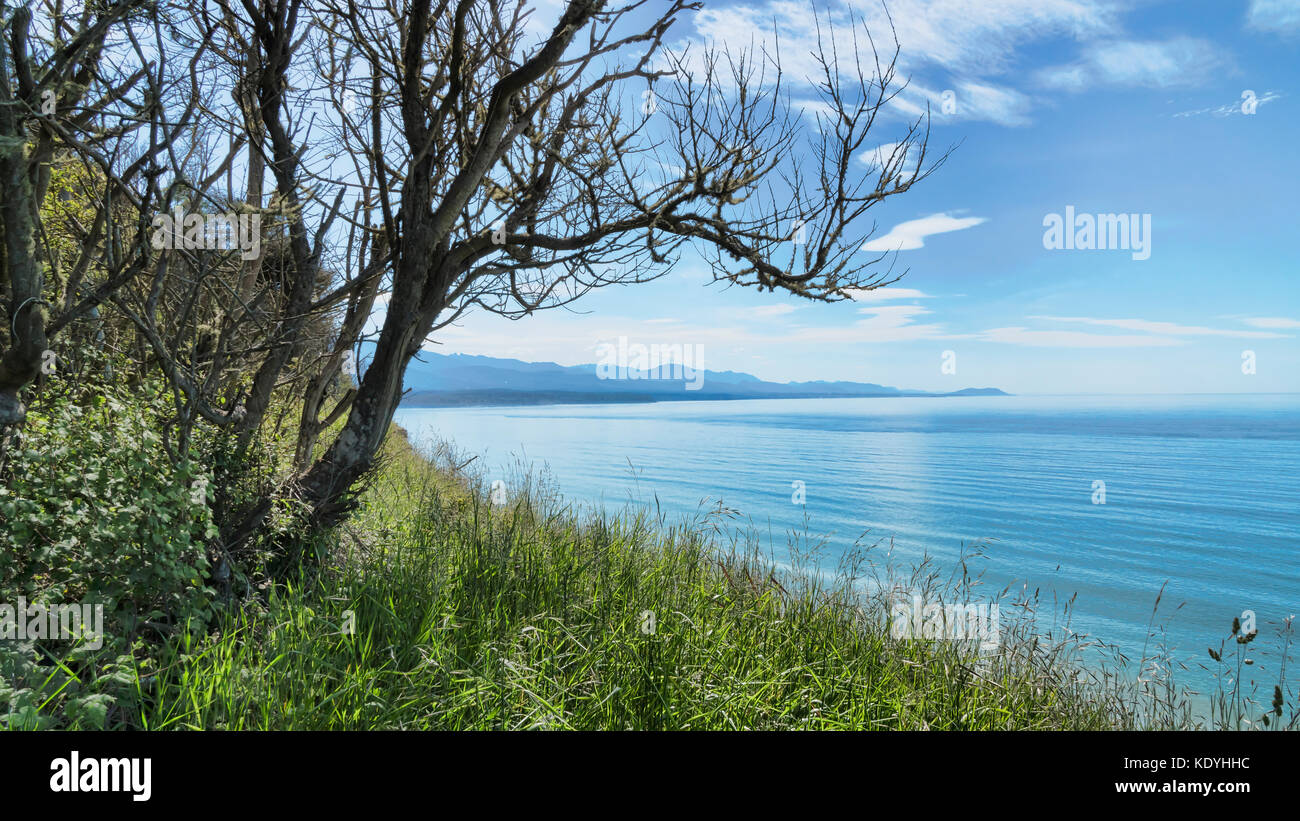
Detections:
[395, 394, 1299, 695]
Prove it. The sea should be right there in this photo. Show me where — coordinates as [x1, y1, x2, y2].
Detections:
[394, 393, 1299, 700]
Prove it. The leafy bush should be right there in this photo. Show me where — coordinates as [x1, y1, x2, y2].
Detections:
[0, 639, 139, 730]
[1, 375, 217, 630]
[0, 372, 218, 728]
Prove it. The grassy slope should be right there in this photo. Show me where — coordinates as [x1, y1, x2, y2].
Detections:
[133, 428, 1131, 730]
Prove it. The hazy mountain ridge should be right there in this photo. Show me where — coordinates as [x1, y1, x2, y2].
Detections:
[396, 351, 1009, 406]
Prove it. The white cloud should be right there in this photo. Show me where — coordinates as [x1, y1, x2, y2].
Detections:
[858, 141, 919, 171]
[791, 98, 840, 124]
[1037, 37, 1228, 91]
[421, 293, 960, 370]
[675, 0, 1114, 126]
[1173, 91, 1283, 118]
[1036, 64, 1090, 91]
[950, 80, 1035, 126]
[878, 79, 1034, 127]
[1031, 315, 1290, 338]
[862, 212, 987, 252]
[980, 326, 1183, 347]
[1246, 0, 1300, 33]
[1242, 316, 1300, 329]
[974, 314, 1294, 348]
[787, 303, 954, 343]
[750, 304, 801, 318]
[849, 304, 949, 342]
[846, 287, 934, 302]
[720, 303, 801, 320]
[850, 0, 1116, 74]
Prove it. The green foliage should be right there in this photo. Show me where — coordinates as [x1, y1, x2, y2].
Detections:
[1, 375, 216, 628]
[0, 639, 140, 730]
[41, 161, 106, 306]
[0, 367, 217, 728]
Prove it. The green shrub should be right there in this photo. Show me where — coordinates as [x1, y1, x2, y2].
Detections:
[1, 374, 218, 728]
[1, 379, 216, 629]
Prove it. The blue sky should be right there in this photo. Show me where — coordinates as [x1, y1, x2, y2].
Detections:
[424, 0, 1300, 395]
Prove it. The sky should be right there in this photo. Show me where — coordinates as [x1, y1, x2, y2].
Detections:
[418, 0, 1300, 395]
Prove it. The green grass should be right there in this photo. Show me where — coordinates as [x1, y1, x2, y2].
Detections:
[120, 430, 1150, 731]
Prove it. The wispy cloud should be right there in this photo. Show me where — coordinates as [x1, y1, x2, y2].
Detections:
[979, 326, 1183, 347]
[676, 0, 1114, 126]
[1031, 315, 1291, 338]
[857, 141, 921, 172]
[791, 98, 840, 124]
[1242, 316, 1300, 329]
[850, 304, 949, 342]
[846, 287, 934, 302]
[424, 301, 955, 367]
[736, 304, 801, 319]
[885, 79, 1035, 127]
[855, 0, 1116, 74]
[1037, 37, 1229, 91]
[863, 213, 987, 252]
[949, 80, 1035, 126]
[1173, 90, 1283, 118]
[1246, 0, 1300, 34]
[789, 303, 955, 344]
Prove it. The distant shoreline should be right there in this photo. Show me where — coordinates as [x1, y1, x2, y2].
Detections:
[400, 388, 1011, 408]
[392, 351, 1010, 408]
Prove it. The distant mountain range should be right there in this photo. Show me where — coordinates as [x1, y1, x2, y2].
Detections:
[392, 351, 1009, 407]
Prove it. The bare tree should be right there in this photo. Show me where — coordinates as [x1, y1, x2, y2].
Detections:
[5, 1, 946, 566]
[216, 0, 945, 549]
